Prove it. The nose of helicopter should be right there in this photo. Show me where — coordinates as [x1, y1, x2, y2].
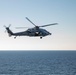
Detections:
[49, 32, 52, 35]
[45, 31, 52, 36]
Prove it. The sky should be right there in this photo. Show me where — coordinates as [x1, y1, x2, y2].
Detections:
[0, 0, 76, 50]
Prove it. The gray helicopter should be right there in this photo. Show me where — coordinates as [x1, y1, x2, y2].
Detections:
[4, 17, 58, 39]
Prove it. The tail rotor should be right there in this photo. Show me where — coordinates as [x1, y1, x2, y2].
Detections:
[4, 24, 11, 28]
[3, 24, 13, 37]
[4, 24, 11, 32]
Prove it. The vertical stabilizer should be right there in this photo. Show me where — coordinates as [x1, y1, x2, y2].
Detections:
[4, 25, 14, 37]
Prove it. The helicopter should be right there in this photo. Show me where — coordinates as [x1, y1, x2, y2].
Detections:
[4, 17, 58, 39]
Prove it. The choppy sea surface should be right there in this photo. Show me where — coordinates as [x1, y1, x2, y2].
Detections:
[0, 51, 76, 75]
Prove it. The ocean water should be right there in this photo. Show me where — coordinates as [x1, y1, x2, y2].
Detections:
[0, 51, 76, 75]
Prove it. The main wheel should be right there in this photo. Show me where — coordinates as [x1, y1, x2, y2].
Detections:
[14, 36, 16, 39]
[40, 37, 42, 39]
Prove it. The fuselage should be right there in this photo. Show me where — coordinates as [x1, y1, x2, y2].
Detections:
[13, 27, 51, 37]
[5, 26, 51, 39]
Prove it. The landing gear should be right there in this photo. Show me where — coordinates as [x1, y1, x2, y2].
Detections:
[40, 37, 42, 39]
[14, 36, 17, 39]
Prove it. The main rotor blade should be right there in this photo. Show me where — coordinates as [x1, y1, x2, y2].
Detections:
[26, 17, 36, 26]
[39, 23, 58, 27]
[9, 24, 11, 28]
[15, 27, 29, 29]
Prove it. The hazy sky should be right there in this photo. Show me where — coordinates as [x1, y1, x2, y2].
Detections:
[0, 0, 76, 50]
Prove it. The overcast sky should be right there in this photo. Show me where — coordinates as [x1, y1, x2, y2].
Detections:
[0, 0, 76, 50]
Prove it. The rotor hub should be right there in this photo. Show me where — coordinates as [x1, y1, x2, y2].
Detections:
[35, 26, 39, 29]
